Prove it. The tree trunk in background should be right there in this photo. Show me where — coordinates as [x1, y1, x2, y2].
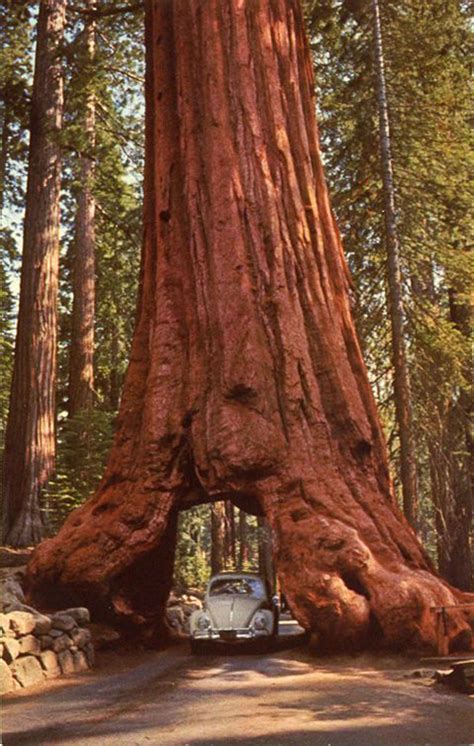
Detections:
[225, 500, 236, 568]
[69, 0, 96, 417]
[434, 285, 472, 590]
[258, 516, 274, 591]
[0, 109, 10, 224]
[3, 0, 66, 547]
[27, 0, 473, 652]
[238, 509, 249, 569]
[371, 0, 418, 529]
[210, 502, 226, 575]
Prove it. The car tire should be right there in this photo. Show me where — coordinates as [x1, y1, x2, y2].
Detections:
[190, 639, 208, 655]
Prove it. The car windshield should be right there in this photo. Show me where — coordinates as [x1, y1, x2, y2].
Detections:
[209, 577, 266, 599]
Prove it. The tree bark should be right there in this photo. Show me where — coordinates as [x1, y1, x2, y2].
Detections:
[238, 509, 249, 569]
[27, 0, 473, 651]
[225, 500, 236, 568]
[371, 0, 418, 528]
[210, 502, 226, 575]
[69, 0, 96, 417]
[3, 0, 66, 547]
[433, 285, 472, 591]
[258, 516, 275, 592]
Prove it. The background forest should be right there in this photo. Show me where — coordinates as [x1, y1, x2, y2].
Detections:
[1, 0, 472, 591]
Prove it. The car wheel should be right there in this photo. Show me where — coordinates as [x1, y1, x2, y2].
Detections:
[190, 639, 208, 655]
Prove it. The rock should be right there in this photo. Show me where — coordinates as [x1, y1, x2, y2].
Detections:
[50, 628, 64, 638]
[51, 634, 70, 653]
[166, 606, 185, 627]
[3, 575, 25, 602]
[33, 613, 52, 635]
[40, 634, 54, 650]
[57, 649, 75, 675]
[0, 659, 15, 694]
[84, 642, 95, 667]
[39, 650, 61, 679]
[0, 613, 12, 635]
[72, 650, 89, 672]
[18, 634, 41, 656]
[51, 613, 77, 631]
[61, 607, 90, 626]
[88, 622, 120, 649]
[10, 655, 45, 688]
[70, 627, 92, 648]
[2, 637, 20, 663]
[0, 643, 3, 658]
[7, 611, 36, 635]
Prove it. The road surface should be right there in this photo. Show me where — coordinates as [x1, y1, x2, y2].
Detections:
[2, 622, 473, 745]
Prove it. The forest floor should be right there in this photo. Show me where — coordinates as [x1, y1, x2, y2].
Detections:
[3, 620, 473, 746]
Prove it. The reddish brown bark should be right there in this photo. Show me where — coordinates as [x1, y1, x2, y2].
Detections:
[69, 0, 96, 417]
[27, 0, 473, 651]
[3, 0, 66, 547]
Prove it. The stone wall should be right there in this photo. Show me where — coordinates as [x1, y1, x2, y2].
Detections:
[1, 564, 94, 695]
[165, 590, 203, 637]
[0, 607, 94, 694]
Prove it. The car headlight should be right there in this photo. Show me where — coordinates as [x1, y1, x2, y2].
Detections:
[252, 611, 268, 631]
[197, 614, 211, 631]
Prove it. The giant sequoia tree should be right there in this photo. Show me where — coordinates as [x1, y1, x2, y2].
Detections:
[3, 0, 66, 546]
[27, 0, 473, 651]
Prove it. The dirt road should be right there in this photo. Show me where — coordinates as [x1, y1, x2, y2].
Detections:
[2, 631, 473, 745]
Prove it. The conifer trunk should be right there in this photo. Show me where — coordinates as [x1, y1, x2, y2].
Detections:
[238, 509, 249, 569]
[69, 0, 96, 416]
[3, 0, 66, 547]
[27, 0, 473, 651]
[210, 502, 226, 575]
[371, 0, 418, 528]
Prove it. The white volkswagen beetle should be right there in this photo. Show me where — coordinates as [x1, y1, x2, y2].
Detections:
[190, 572, 278, 652]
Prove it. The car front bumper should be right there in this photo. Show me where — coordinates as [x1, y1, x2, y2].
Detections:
[192, 628, 270, 642]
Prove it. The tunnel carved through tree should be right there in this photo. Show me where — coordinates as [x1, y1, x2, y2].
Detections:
[26, 0, 473, 653]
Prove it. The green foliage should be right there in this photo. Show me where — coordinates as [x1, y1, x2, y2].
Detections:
[42, 409, 115, 532]
[174, 506, 212, 591]
[305, 0, 472, 538]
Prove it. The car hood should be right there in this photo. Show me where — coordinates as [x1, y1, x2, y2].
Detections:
[206, 596, 263, 629]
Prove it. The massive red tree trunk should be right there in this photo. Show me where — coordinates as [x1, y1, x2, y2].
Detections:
[27, 0, 473, 651]
[3, 0, 66, 547]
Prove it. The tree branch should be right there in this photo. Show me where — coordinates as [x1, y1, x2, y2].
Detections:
[69, 2, 144, 19]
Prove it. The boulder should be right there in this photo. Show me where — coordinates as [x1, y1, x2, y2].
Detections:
[2, 637, 20, 663]
[39, 650, 61, 679]
[84, 642, 95, 667]
[0, 659, 15, 694]
[8, 611, 36, 635]
[57, 649, 75, 675]
[51, 634, 70, 653]
[61, 607, 90, 626]
[51, 613, 77, 632]
[72, 650, 89, 672]
[40, 634, 54, 650]
[0, 613, 12, 635]
[50, 628, 65, 638]
[18, 634, 41, 656]
[33, 613, 52, 635]
[166, 606, 185, 628]
[10, 655, 44, 688]
[70, 627, 92, 648]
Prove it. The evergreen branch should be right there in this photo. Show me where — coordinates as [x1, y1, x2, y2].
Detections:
[68, 2, 144, 19]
